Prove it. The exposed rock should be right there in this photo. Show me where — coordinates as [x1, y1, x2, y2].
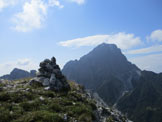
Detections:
[44, 86, 50, 90]
[30, 57, 70, 92]
[39, 96, 45, 101]
[49, 73, 56, 85]
[29, 77, 43, 86]
[42, 78, 50, 86]
[86, 90, 131, 122]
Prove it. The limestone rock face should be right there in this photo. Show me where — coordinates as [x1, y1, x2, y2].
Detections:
[30, 57, 70, 92]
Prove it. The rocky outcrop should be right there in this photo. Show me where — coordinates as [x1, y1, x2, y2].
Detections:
[30, 57, 70, 92]
[86, 91, 132, 122]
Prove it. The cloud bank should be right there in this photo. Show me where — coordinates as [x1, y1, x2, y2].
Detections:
[59, 32, 142, 49]
[125, 44, 162, 54]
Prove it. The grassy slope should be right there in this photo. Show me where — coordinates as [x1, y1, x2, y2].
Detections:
[0, 79, 97, 122]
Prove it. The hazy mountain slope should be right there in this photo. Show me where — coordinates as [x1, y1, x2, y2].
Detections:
[117, 71, 162, 122]
[62, 43, 141, 106]
[0, 68, 36, 80]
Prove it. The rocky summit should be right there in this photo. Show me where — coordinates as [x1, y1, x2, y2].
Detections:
[30, 57, 70, 92]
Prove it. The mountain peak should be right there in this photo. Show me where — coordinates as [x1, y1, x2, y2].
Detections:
[11, 68, 26, 73]
[0, 68, 36, 80]
[63, 43, 140, 105]
[96, 43, 118, 49]
[86, 43, 121, 58]
[10, 68, 29, 75]
[93, 43, 119, 52]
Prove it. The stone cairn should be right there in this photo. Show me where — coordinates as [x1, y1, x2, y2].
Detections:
[30, 57, 70, 92]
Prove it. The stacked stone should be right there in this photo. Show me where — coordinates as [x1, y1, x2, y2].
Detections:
[30, 57, 70, 92]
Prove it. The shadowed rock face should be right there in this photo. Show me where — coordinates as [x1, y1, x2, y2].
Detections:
[62, 43, 141, 105]
[30, 57, 70, 92]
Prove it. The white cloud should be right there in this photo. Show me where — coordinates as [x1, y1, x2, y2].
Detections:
[147, 29, 162, 42]
[0, 58, 38, 76]
[12, 0, 47, 32]
[129, 53, 162, 73]
[0, 0, 6, 11]
[68, 0, 85, 5]
[1, 0, 84, 32]
[125, 44, 162, 54]
[48, 0, 64, 8]
[59, 32, 142, 49]
[12, 0, 63, 32]
[0, 0, 17, 11]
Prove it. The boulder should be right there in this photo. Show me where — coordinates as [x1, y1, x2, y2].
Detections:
[29, 77, 43, 86]
[42, 78, 50, 86]
[50, 74, 56, 85]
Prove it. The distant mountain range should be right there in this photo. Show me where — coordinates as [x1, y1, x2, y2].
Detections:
[0, 68, 36, 80]
[62, 43, 162, 122]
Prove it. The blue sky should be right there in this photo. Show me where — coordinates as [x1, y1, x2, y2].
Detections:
[0, 0, 162, 75]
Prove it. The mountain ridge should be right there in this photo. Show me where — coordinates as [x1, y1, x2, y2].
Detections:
[0, 68, 36, 80]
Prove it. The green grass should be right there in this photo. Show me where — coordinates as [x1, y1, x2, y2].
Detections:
[0, 79, 96, 122]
